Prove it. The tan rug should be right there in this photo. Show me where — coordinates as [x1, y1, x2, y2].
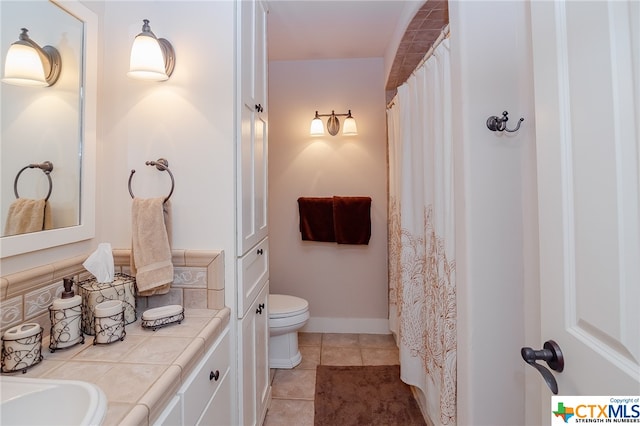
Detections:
[314, 365, 427, 426]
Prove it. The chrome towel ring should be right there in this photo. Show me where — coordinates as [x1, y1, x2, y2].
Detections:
[13, 161, 54, 201]
[128, 158, 175, 203]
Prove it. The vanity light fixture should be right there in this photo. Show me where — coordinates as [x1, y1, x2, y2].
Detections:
[2, 28, 61, 87]
[310, 110, 358, 136]
[127, 19, 175, 81]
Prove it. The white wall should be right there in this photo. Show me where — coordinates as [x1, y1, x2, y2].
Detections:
[450, 1, 540, 425]
[268, 58, 389, 333]
[96, 1, 236, 298]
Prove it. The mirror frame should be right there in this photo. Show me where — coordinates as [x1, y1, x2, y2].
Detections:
[0, 0, 96, 258]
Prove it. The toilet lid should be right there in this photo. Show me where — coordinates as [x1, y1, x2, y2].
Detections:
[269, 294, 309, 318]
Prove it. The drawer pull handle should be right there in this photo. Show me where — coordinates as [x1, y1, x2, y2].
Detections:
[256, 303, 265, 315]
[257, 248, 264, 255]
[210, 370, 220, 381]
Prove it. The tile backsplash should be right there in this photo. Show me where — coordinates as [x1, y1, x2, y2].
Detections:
[0, 249, 224, 338]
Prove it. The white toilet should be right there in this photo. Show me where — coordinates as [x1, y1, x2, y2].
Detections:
[268, 294, 309, 369]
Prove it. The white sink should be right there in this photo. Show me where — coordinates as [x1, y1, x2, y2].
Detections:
[0, 376, 107, 425]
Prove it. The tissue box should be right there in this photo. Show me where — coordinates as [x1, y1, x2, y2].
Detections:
[79, 273, 137, 335]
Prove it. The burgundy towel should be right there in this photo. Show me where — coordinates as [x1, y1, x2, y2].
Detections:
[333, 196, 371, 245]
[298, 197, 336, 242]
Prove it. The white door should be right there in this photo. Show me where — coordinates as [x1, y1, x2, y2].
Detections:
[530, 0, 640, 418]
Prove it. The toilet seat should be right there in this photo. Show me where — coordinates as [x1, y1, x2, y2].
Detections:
[269, 294, 308, 319]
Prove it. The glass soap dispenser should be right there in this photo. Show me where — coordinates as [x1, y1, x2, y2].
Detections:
[49, 277, 84, 351]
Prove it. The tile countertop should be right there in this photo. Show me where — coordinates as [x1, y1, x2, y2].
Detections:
[3, 307, 231, 426]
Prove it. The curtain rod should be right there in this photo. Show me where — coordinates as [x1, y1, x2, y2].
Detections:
[386, 24, 451, 110]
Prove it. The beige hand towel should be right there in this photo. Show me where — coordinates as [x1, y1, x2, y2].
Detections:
[130, 197, 173, 296]
[3, 198, 52, 236]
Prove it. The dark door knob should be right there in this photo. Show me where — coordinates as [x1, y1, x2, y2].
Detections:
[521, 340, 564, 394]
[209, 370, 220, 381]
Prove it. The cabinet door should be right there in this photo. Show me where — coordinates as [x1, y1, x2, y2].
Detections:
[240, 0, 268, 110]
[254, 282, 270, 425]
[197, 365, 232, 426]
[237, 106, 268, 256]
[239, 281, 270, 426]
[240, 307, 257, 426]
[238, 0, 268, 256]
[181, 328, 230, 426]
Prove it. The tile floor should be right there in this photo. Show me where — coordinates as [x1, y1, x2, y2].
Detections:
[263, 332, 400, 426]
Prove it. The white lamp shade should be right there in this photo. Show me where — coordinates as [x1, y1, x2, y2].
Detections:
[310, 117, 325, 136]
[2, 43, 48, 87]
[127, 34, 168, 81]
[342, 116, 358, 136]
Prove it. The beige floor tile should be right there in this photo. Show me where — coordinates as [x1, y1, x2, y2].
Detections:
[298, 332, 322, 346]
[321, 346, 362, 366]
[358, 333, 397, 348]
[264, 399, 314, 426]
[296, 345, 320, 369]
[271, 368, 316, 400]
[361, 347, 400, 365]
[322, 333, 359, 347]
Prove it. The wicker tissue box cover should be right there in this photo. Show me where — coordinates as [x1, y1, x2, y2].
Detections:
[78, 273, 137, 335]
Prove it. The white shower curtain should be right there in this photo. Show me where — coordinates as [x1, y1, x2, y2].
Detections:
[387, 38, 456, 425]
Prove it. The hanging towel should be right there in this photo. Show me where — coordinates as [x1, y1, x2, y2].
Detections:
[332, 196, 371, 245]
[130, 197, 173, 296]
[3, 198, 52, 236]
[297, 197, 336, 242]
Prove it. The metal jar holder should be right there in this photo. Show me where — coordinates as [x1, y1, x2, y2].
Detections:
[1, 324, 44, 373]
[93, 301, 126, 345]
[49, 305, 84, 352]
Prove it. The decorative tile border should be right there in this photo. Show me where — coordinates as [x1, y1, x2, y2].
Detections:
[173, 267, 207, 288]
[25, 281, 63, 320]
[0, 296, 23, 330]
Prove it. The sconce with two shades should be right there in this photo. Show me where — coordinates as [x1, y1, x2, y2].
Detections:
[310, 110, 358, 137]
[2, 28, 61, 87]
[127, 19, 175, 81]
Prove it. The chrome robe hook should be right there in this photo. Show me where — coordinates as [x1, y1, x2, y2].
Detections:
[486, 111, 524, 133]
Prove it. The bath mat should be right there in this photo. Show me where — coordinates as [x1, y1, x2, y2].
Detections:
[314, 365, 427, 426]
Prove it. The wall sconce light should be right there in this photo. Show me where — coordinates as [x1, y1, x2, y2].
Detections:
[127, 19, 175, 81]
[2, 28, 61, 87]
[310, 110, 358, 136]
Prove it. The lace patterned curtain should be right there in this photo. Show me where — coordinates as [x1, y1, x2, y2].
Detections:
[387, 38, 456, 425]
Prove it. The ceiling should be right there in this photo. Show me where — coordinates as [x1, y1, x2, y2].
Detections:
[267, 1, 415, 62]
[267, 0, 449, 102]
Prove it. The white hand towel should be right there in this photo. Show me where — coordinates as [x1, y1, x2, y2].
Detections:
[3, 198, 52, 236]
[130, 197, 173, 296]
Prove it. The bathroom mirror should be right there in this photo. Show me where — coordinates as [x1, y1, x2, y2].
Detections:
[0, 0, 96, 258]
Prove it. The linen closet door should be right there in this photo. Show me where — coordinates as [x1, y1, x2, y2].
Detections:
[530, 0, 640, 419]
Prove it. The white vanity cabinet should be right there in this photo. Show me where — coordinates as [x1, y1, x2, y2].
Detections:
[154, 327, 231, 426]
[236, 0, 271, 425]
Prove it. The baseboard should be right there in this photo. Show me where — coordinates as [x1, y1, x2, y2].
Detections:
[301, 317, 390, 334]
